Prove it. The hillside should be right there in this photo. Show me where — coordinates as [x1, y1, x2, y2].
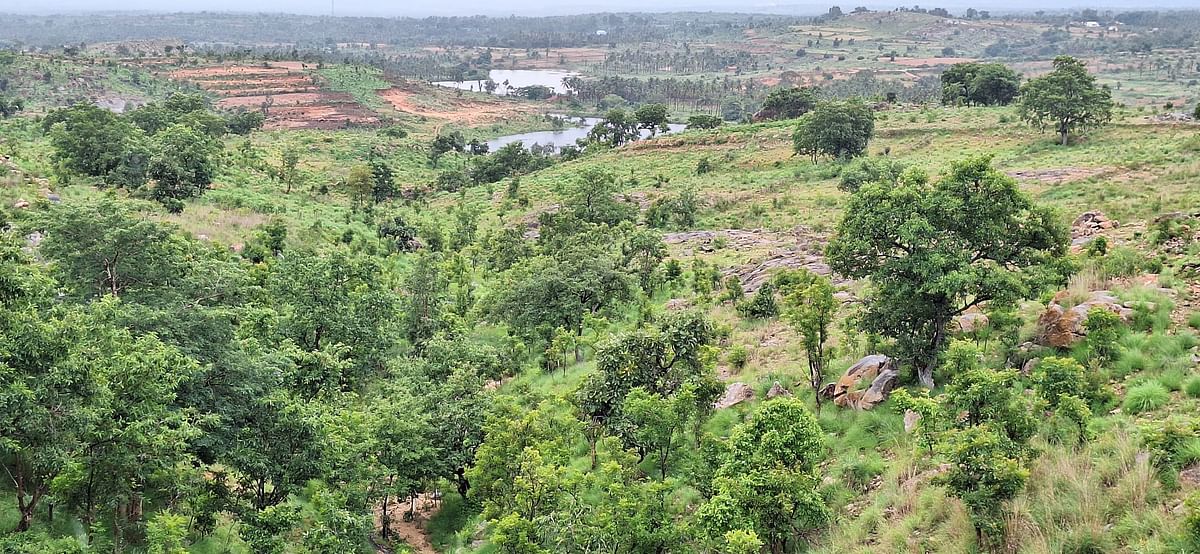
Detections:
[2, 7, 1200, 554]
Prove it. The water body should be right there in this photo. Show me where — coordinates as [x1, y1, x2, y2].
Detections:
[486, 117, 687, 152]
[432, 69, 579, 96]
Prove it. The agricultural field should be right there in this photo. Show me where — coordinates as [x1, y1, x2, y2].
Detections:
[2, 5, 1200, 554]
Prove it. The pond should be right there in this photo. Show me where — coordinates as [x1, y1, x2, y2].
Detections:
[486, 116, 687, 152]
[433, 69, 579, 96]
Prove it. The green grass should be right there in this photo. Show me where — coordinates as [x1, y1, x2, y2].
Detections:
[1123, 381, 1171, 414]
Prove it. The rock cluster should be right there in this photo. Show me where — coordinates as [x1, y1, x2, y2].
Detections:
[1034, 290, 1133, 348]
[823, 354, 900, 410]
[1071, 211, 1117, 248]
[715, 382, 755, 409]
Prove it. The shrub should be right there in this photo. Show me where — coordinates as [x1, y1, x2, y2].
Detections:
[1188, 312, 1200, 330]
[1160, 368, 1186, 392]
[1185, 377, 1200, 398]
[736, 283, 779, 319]
[727, 345, 749, 371]
[1122, 381, 1170, 414]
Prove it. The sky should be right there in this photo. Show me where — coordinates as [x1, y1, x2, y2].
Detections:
[4, 0, 1199, 16]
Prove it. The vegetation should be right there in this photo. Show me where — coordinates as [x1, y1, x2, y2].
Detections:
[3, 6, 1200, 554]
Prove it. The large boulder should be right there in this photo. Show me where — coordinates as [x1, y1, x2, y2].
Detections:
[766, 381, 792, 399]
[956, 312, 989, 334]
[1035, 290, 1133, 348]
[715, 382, 755, 409]
[828, 355, 899, 410]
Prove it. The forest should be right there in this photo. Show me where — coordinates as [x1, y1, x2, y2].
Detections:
[2, 4, 1200, 554]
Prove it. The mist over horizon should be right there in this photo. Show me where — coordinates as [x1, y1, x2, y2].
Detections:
[5, 0, 1199, 17]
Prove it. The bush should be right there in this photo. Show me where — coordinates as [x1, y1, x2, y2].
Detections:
[1123, 381, 1170, 414]
[1160, 368, 1186, 392]
[736, 282, 779, 319]
[1188, 312, 1200, 330]
[1185, 377, 1200, 398]
[727, 345, 749, 371]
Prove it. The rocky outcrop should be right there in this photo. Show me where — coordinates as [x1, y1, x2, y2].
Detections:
[715, 382, 755, 409]
[1035, 290, 1133, 348]
[827, 355, 900, 410]
[903, 409, 921, 433]
[766, 381, 792, 399]
[956, 313, 989, 334]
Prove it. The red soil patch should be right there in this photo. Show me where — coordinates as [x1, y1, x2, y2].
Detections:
[378, 86, 533, 124]
[162, 62, 379, 130]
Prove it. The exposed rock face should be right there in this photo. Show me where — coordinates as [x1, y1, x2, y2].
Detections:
[1035, 290, 1133, 348]
[827, 355, 900, 410]
[956, 313, 989, 334]
[715, 382, 755, 409]
[766, 381, 792, 399]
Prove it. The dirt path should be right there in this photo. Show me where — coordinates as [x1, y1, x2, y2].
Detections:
[374, 494, 439, 554]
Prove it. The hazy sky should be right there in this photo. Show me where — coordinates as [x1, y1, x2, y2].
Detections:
[4, 0, 1198, 16]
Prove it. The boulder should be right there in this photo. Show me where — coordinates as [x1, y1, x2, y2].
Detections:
[828, 355, 898, 410]
[1021, 358, 1039, 377]
[956, 313, 989, 334]
[715, 382, 755, 409]
[766, 381, 792, 399]
[1035, 291, 1133, 348]
[12, 199, 29, 209]
[1072, 211, 1116, 239]
[664, 298, 692, 311]
[903, 409, 922, 433]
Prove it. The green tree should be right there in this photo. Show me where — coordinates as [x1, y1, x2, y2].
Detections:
[623, 384, 699, 479]
[696, 398, 829, 553]
[941, 62, 1020, 106]
[1017, 56, 1114, 145]
[783, 272, 836, 411]
[938, 425, 1029, 547]
[634, 103, 670, 135]
[759, 87, 819, 120]
[279, 147, 300, 194]
[559, 168, 637, 226]
[148, 123, 221, 207]
[827, 156, 1068, 387]
[587, 108, 640, 147]
[793, 100, 875, 161]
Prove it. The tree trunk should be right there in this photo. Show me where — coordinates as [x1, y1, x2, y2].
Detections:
[1059, 122, 1069, 146]
[919, 322, 945, 389]
[455, 468, 469, 498]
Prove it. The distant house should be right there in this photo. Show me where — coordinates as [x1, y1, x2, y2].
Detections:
[1108, 26, 1119, 32]
[1084, 21, 1101, 28]
[595, 30, 608, 37]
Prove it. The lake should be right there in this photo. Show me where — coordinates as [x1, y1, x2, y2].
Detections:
[486, 117, 687, 152]
[433, 69, 579, 96]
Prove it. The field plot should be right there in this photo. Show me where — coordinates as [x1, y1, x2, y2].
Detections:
[165, 62, 381, 129]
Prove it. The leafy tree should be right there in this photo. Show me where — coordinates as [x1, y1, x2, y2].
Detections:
[634, 103, 670, 135]
[345, 164, 374, 210]
[737, 282, 779, 319]
[587, 108, 640, 147]
[279, 147, 301, 194]
[469, 402, 578, 522]
[783, 272, 836, 411]
[1031, 356, 1087, 408]
[401, 251, 449, 350]
[827, 156, 1068, 387]
[621, 228, 667, 292]
[45, 103, 139, 178]
[0, 95, 24, 118]
[148, 123, 221, 206]
[759, 87, 819, 120]
[623, 383, 698, 479]
[938, 425, 1028, 547]
[837, 156, 907, 193]
[430, 131, 466, 167]
[938, 342, 1038, 455]
[686, 114, 723, 130]
[558, 167, 637, 227]
[369, 157, 396, 202]
[941, 62, 1020, 106]
[1017, 56, 1114, 145]
[696, 398, 829, 553]
[35, 198, 181, 299]
[793, 100, 875, 161]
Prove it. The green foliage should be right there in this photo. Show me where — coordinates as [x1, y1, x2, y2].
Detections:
[696, 398, 829, 553]
[782, 271, 836, 409]
[938, 425, 1029, 546]
[727, 345, 749, 371]
[941, 62, 1020, 106]
[759, 86, 819, 120]
[587, 108, 640, 147]
[736, 282, 779, 319]
[146, 511, 189, 554]
[837, 156, 907, 193]
[634, 103, 671, 135]
[792, 99, 875, 161]
[828, 155, 1067, 387]
[1018, 56, 1115, 145]
[645, 189, 698, 229]
[1032, 356, 1087, 407]
[1123, 381, 1170, 414]
[687, 114, 724, 130]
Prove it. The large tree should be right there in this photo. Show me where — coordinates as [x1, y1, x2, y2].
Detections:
[941, 62, 1020, 106]
[827, 155, 1067, 388]
[758, 87, 819, 120]
[1017, 56, 1114, 145]
[792, 100, 875, 161]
